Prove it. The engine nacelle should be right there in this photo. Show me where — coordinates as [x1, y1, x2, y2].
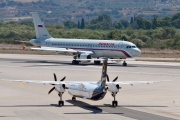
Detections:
[107, 83, 121, 93]
[78, 53, 92, 62]
[55, 84, 66, 92]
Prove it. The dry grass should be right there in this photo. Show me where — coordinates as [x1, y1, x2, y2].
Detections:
[0, 44, 180, 58]
[140, 48, 180, 58]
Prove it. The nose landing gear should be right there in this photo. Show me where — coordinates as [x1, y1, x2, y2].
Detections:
[111, 92, 118, 107]
[58, 92, 64, 106]
[122, 61, 127, 66]
[72, 96, 76, 101]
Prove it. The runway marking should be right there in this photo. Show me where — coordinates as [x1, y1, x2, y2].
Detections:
[0, 64, 180, 76]
[20, 83, 24, 88]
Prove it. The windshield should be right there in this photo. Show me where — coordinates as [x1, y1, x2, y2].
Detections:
[126, 46, 136, 48]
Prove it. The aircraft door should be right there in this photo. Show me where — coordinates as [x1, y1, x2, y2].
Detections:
[88, 44, 92, 49]
[118, 42, 123, 49]
[45, 39, 50, 47]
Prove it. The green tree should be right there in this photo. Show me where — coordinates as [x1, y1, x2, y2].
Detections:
[63, 20, 77, 29]
[136, 17, 152, 30]
[114, 21, 124, 29]
[130, 17, 134, 24]
[171, 19, 180, 29]
[136, 17, 145, 29]
[78, 21, 80, 29]
[120, 20, 129, 29]
[88, 14, 113, 30]
[171, 13, 180, 21]
[81, 18, 85, 29]
[152, 17, 158, 29]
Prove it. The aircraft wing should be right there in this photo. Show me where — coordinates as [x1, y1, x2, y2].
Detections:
[106, 80, 171, 86]
[0, 79, 65, 85]
[1, 79, 171, 85]
[31, 47, 93, 55]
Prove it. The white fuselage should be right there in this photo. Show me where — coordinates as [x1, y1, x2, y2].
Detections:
[67, 83, 106, 100]
[30, 38, 141, 59]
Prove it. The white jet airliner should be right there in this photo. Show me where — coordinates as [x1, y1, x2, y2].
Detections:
[29, 13, 141, 66]
[1, 59, 162, 107]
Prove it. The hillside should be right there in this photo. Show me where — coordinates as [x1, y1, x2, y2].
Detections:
[0, 0, 180, 24]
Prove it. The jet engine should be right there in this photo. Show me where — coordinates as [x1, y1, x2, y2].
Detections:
[78, 53, 92, 62]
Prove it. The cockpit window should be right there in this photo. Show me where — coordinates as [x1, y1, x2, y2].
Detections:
[132, 46, 136, 48]
[127, 46, 136, 48]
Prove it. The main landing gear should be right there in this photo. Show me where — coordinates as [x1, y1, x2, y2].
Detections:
[94, 60, 101, 65]
[111, 92, 118, 107]
[58, 92, 64, 106]
[72, 60, 79, 65]
[72, 96, 76, 101]
[122, 60, 127, 66]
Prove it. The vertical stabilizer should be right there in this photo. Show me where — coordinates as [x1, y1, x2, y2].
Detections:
[32, 13, 51, 39]
[97, 59, 107, 87]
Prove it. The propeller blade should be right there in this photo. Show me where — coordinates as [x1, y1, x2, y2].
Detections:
[112, 76, 118, 82]
[62, 84, 66, 89]
[53, 73, 57, 81]
[106, 74, 110, 82]
[48, 87, 55, 94]
[60, 76, 66, 81]
[116, 84, 120, 89]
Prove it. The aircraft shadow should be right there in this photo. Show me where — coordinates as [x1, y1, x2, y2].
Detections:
[62, 100, 167, 114]
[2, 57, 180, 69]
[14, 59, 180, 69]
[61, 101, 175, 120]
[13, 59, 138, 67]
[65, 100, 103, 114]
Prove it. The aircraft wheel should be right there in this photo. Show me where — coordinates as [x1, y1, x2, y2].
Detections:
[75, 61, 79, 65]
[94, 61, 101, 65]
[72, 60, 76, 65]
[72, 60, 79, 65]
[112, 101, 118, 107]
[72, 97, 76, 101]
[58, 101, 64, 106]
[123, 62, 127, 66]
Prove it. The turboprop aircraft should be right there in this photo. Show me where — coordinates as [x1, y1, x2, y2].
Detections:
[29, 13, 141, 66]
[1, 59, 162, 107]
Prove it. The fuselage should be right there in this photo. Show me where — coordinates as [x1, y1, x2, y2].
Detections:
[30, 38, 141, 59]
[67, 82, 106, 100]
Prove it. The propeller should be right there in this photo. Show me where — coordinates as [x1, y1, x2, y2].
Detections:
[48, 73, 66, 94]
[60, 76, 66, 81]
[112, 76, 118, 82]
[107, 74, 110, 82]
[53, 73, 57, 81]
[48, 87, 55, 94]
[106, 74, 118, 82]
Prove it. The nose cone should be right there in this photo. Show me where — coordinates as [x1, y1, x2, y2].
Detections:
[30, 39, 35, 44]
[136, 48, 141, 56]
[132, 48, 141, 57]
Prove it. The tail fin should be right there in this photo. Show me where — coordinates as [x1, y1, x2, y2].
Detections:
[97, 59, 107, 87]
[32, 13, 51, 39]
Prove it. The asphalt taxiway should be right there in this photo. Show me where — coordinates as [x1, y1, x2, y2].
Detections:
[0, 54, 180, 120]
